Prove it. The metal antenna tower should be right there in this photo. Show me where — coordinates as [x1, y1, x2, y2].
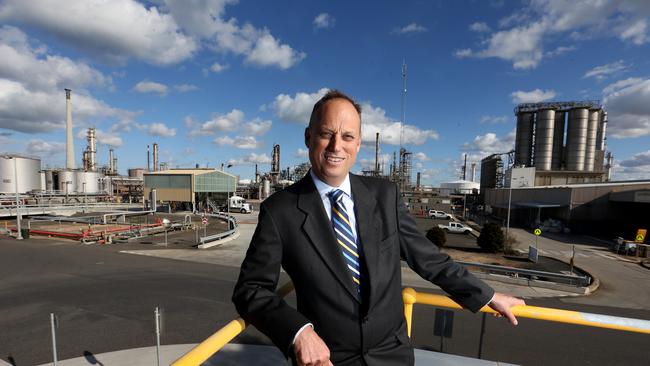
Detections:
[400, 60, 407, 150]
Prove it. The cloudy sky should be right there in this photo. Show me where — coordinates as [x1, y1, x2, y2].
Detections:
[1, 0, 649, 184]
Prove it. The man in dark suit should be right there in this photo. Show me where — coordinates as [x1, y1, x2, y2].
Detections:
[233, 90, 524, 366]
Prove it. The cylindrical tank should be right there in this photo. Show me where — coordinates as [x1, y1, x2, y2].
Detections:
[263, 178, 271, 200]
[58, 170, 77, 193]
[597, 111, 608, 151]
[534, 109, 555, 171]
[551, 112, 565, 170]
[75, 171, 102, 193]
[566, 108, 589, 171]
[39, 171, 45, 191]
[584, 109, 600, 171]
[0, 155, 42, 193]
[515, 112, 534, 166]
[128, 168, 145, 179]
[45, 170, 55, 191]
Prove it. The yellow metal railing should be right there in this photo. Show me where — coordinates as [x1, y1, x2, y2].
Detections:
[171, 281, 295, 366]
[173, 284, 650, 366]
[402, 287, 650, 336]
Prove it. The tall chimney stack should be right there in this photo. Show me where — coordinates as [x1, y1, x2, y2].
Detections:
[147, 145, 150, 172]
[471, 163, 477, 182]
[65, 89, 75, 170]
[87, 128, 97, 171]
[109, 148, 114, 173]
[374, 132, 380, 175]
[152, 143, 159, 171]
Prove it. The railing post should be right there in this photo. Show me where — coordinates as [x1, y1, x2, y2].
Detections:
[50, 313, 58, 366]
[155, 307, 161, 366]
[477, 312, 487, 359]
[402, 288, 417, 337]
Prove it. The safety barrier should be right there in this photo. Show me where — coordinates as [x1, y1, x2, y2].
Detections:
[401, 287, 650, 336]
[171, 283, 650, 366]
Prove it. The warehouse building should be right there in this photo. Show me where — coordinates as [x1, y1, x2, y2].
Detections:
[144, 169, 237, 212]
[484, 180, 650, 239]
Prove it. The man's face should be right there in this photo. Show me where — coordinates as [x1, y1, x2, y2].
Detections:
[305, 98, 361, 187]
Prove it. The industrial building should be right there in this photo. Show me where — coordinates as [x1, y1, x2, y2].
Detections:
[485, 181, 650, 238]
[144, 169, 237, 212]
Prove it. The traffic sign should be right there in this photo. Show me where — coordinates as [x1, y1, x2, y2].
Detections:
[534, 228, 542, 236]
[202, 217, 208, 225]
[635, 228, 646, 243]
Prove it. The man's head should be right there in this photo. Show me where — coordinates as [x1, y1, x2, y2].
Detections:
[305, 90, 362, 187]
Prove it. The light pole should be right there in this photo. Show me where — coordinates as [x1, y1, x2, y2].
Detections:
[14, 157, 22, 240]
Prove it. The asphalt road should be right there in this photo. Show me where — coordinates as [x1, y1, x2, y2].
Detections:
[2, 217, 650, 365]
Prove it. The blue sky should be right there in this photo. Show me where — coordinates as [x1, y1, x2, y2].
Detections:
[1, 0, 649, 184]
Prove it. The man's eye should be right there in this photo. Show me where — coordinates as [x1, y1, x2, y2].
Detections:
[343, 135, 354, 141]
[320, 132, 332, 138]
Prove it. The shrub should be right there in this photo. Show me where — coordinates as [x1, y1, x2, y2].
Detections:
[477, 222, 504, 253]
[426, 226, 447, 248]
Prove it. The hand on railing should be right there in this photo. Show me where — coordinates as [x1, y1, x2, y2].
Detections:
[294, 326, 333, 366]
[487, 292, 526, 326]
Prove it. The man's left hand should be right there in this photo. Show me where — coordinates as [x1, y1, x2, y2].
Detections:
[488, 292, 525, 325]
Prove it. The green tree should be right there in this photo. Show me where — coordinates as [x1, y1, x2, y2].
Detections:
[426, 226, 447, 248]
[477, 222, 504, 253]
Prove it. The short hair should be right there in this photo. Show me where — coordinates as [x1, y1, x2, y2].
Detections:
[307, 89, 362, 130]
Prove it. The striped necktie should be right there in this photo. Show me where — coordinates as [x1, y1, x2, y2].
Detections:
[328, 189, 361, 291]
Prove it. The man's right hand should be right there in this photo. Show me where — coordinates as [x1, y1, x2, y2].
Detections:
[293, 326, 333, 366]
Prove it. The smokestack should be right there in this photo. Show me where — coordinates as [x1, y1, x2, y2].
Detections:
[471, 163, 477, 182]
[86, 128, 97, 171]
[109, 148, 114, 173]
[147, 145, 150, 172]
[152, 143, 159, 171]
[113, 157, 118, 174]
[374, 132, 380, 175]
[463, 154, 467, 180]
[416, 172, 421, 191]
[65, 89, 75, 169]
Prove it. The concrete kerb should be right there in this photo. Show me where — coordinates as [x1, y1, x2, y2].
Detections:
[198, 229, 240, 249]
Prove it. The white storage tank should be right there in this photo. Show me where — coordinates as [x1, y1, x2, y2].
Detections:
[0, 154, 42, 193]
[75, 171, 102, 193]
[128, 168, 145, 179]
[58, 170, 77, 194]
[440, 180, 480, 195]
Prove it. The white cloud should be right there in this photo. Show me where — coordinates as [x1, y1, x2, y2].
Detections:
[414, 152, 430, 161]
[544, 45, 575, 58]
[612, 150, 650, 180]
[510, 89, 556, 104]
[392, 22, 428, 34]
[25, 139, 65, 156]
[460, 130, 516, 157]
[480, 115, 510, 124]
[174, 83, 198, 92]
[133, 81, 168, 95]
[243, 118, 272, 136]
[272, 88, 329, 124]
[457, 0, 650, 69]
[583, 60, 628, 79]
[228, 152, 272, 165]
[0, 0, 197, 65]
[189, 109, 244, 136]
[210, 62, 228, 73]
[294, 148, 309, 158]
[603, 77, 650, 138]
[469, 22, 491, 33]
[145, 122, 176, 137]
[245, 31, 306, 69]
[314, 13, 335, 29]
[214, 135, 262, 149]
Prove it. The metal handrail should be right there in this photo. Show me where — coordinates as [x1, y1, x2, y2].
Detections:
[457, 261, 591, 286]
[171, 282, 295, 366]
[198, 212, 238, 245]
[402, 287, 650, 336]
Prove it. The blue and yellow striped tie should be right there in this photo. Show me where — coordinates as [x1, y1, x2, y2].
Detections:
[328, 189, 361, 290]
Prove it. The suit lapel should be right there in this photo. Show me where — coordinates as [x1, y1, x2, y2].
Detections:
[297, 175, 360, 302]
[350, 175, 382, 310]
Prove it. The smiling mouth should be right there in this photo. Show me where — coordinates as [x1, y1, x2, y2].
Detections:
[325, 154, 344, 163]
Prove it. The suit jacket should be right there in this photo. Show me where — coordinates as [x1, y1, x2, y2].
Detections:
[232, 173, 494, 365]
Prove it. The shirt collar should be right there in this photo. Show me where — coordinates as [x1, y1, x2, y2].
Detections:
[309, 169, 352, 200]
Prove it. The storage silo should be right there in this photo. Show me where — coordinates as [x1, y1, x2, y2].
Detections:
[534, 109, 555, 171]
[58, 170, 77, 194]
[128, 168, 145, 179]
[584, 109, 600, 171]
[565, 108, 589, 171]
[0, 155, 42, 193]
[44, 170, 55, 191]
[515, 112, 534, 166]
[75, 171, 102, 193]
[551, 112, 565, 170]
[597, 111, 608, 151]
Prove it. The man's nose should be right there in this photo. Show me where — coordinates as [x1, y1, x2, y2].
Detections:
[326, 134, 341, 151]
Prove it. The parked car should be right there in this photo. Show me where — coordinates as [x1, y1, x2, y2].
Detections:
[438, 222, 473, 234]
[428, 210, 452, 220]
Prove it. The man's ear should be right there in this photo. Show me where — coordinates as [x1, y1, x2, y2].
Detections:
[304, 127, 310, 148]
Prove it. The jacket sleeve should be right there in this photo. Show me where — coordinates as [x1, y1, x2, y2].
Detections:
[394, 184, 494, 312]
[232, 201, 310, 355]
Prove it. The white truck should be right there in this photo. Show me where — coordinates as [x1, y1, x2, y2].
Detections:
[428, 210, 452, 220]
[222, 195, 253, 213]
[438, 222, 473, 234]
